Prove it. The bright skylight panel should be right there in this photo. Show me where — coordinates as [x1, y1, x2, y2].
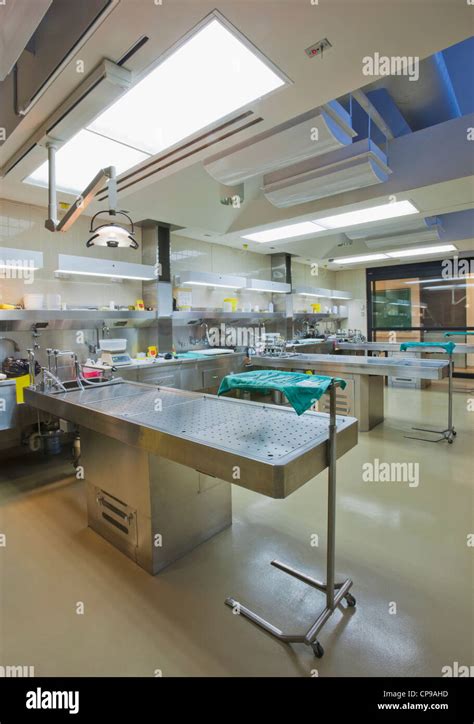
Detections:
[25, 129, 149, 195]
[87, 18, 286, 155]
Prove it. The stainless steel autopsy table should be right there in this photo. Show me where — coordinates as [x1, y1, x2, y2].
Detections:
[250, 353, 449, 431]
[25, 379, 358, 658]
[336, 341, 474, 354]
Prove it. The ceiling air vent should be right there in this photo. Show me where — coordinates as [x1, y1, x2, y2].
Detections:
[262, 139, 391, 207]
[203, 100, 355, 186]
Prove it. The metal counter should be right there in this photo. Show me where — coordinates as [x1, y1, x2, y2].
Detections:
[24, 381, 357, 499]
[336, 341, 474, 354]
[250, 353, 449, 432]
[24, 381, 357, 576]
[251, 353, 449, 379]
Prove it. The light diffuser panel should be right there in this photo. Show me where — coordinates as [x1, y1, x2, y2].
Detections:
[87, 18, 286, 155]
[25, 130, 148, 195]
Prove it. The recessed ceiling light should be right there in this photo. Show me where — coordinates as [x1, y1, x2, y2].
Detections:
[24, 15, 287, 195]
[315, 200, 418, 230]
[242, 221, 324, 243]
[386, 244, 456, 258]
[335, 253, 388, 264]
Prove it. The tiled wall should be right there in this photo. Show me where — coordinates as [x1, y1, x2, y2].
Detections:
[171, 233, 275, 311]
[171, 234, 340, 314]
[291, 263, 337, 313]
[334, 268, 367, 334]
[0, 198, 143, 309]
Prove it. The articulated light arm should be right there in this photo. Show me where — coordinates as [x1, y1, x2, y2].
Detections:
[45, 140, 116, 232]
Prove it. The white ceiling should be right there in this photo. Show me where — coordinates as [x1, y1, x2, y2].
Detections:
[0, 0, 472, 269]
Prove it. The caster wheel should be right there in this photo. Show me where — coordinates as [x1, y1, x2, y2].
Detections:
[311, 641, 324, 658]
[453, 431, 457, 436]
[448, 439, 453, 444]
[345, 593, 356, 608]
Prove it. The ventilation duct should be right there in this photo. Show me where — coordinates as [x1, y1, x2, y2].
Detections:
[262, 139, 391, 208]
[1, 59, 132, 180]
[347, 216, 442, 249]
[0, 0, 52, 81]
[203, 100, 355, 185]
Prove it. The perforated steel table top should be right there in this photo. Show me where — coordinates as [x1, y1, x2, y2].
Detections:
[40, 381, 355, 465]
[25, 381, 358, 497]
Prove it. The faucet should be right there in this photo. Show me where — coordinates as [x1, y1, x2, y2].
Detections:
[200, 321, 210, 347]
[0, 337, 20, 352]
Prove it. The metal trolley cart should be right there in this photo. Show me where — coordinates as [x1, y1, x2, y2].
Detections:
[218, 370, 356, 658]
[400, 342, 456, 444]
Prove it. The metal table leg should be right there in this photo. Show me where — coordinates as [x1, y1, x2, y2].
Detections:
[225, 381, 356, 658]
[406, 352, 456, 443]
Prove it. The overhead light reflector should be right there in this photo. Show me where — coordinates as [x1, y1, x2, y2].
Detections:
[245, 278, 291, 293]
[56, 254, 157, 280]
[0, 247, 43, 271]
[179, 270, 246, 289]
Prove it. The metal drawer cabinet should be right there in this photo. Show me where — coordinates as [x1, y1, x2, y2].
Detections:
[202, 366, 222, 391]
[180, 364, 201, 391]
[137, 367, 181, 388]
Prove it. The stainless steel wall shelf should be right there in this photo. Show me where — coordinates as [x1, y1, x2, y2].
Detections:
[0, 310, 157, 331]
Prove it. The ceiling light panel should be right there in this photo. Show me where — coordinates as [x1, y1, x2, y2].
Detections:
[87, 17, 286, 155]
[243, 221, 323, 243]
[315, 200, 418, 230]
[386, 244, 457, 258]
[335, 253, 389, 264]
[25, 130, 148, 194]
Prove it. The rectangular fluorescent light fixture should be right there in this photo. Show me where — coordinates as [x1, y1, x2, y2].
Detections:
[315, 200, 418, 230]
[0, 247, 43, 270]
[56, 254, 156, 281]
[386, 244, 457, 258]
[293, 286, 332, 297]
[241, 201, 417, 246]
[24, 14, 287, 195]
[246, 278, 291, 293]
[336, 253, 388, 264]
[243, 221, 324, 243]
[330, 290, 352, 300]
[335, 244, 457, 265]
[179, 270, 246, 289]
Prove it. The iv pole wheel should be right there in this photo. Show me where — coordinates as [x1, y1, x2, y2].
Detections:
[311, 641, 324, 658]
[345, 593, 356, 607]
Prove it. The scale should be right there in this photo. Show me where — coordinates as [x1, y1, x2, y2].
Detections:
[98, 339, 133, 367]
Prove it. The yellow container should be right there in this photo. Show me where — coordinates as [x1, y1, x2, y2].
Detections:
[311, 303, 321, 313]
[223, 297, 238, 311]
[147, 345, 158, 358]
[15, 374, 30, 404]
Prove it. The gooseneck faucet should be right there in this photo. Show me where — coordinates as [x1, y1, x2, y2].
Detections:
[0, 337, 20, 352]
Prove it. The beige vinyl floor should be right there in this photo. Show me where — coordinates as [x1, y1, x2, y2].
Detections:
[0, 379, 473, 677]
